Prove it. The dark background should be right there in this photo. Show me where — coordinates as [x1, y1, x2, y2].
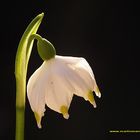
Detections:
[0, 0, 139, 140]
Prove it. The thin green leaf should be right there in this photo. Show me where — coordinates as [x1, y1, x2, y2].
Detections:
[15, 13, 44, 79]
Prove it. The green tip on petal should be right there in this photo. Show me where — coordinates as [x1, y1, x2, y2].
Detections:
[37, 38, 56, 61]
[88, 90, 97, 108]
[34, 112, 42, 128]
[60, 106, 69, 119]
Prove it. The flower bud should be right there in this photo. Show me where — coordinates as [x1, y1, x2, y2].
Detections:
[37, 38, 56, 61]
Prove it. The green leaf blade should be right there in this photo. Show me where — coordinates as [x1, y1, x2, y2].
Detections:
[15, 13, 44, 78]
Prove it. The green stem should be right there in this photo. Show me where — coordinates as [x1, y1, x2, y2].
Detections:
[15, 77, 26, 140]
[15, 13, 44, 140]
[26, 34, 42, 71]
[16, 107, 25, 140]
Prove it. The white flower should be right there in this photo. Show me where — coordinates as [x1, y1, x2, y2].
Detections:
[27, 55, 101, 128]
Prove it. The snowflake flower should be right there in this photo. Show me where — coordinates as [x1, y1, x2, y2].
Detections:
[27, 54, 101, 128]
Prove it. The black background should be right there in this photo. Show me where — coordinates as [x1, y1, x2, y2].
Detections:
[0, 0, 139, 140]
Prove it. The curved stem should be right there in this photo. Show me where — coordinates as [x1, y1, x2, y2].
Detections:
[30, 34, 42, 41]
[26, 34, 42, 70]
[15, 13, 44, 140]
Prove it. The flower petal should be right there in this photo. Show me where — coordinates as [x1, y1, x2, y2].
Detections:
[72, 57, 101, 98]
[27, 62, 50, 128]
[57, 56, 101, 97]
[55, 56, 101, 106]
[45, 61, 73, 118]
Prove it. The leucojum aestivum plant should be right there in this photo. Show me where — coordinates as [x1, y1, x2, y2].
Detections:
[15, 13, 101, 140]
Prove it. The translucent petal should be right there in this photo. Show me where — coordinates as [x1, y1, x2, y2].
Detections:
[56, 56, 101, 99]
[27, 62, 50, 128]
[56, 55, 95, 80]
[45, 61, 73, 118]
[72, 58, 101, 98]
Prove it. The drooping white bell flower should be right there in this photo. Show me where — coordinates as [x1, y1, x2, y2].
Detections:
[27, 36, 101, 128]
[27, 55, 101, 128]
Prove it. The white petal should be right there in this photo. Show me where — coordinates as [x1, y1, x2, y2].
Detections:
[73, 58, 101, 98]
[45, 61, 73, 118]
[27, 61, 51, 128]
[56, 55, 95, 81]
[56, 56, 101, 99]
